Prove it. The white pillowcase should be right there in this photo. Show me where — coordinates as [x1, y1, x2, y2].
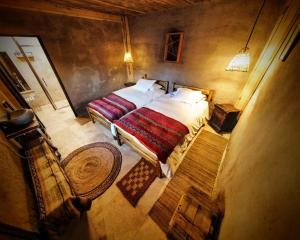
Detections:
[172, 88, 206, 104]
[134, 79, 156, 92]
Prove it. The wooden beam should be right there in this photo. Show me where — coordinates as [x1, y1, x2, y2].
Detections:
[0, 0, 122, 23]
[72, 0, 145, 14]
[235, 0, 300, 110]
[122, 16, 134, 82]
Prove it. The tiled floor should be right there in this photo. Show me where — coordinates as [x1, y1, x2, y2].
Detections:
[55, 99, 70, 109]
[35, 104, 168, 240]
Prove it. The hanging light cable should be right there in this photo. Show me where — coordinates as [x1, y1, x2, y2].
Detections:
[226, 0, 266, 72]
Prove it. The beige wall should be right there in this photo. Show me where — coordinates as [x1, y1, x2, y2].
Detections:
[129, 0, 285, 103]
[0, 8, 127, 115]
[215, 13, 300, 240]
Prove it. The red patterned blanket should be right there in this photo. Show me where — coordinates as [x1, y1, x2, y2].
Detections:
[114, 107, 189, 163]
[88, 93, 136, 122]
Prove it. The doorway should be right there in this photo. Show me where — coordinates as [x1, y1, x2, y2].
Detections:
[0, 36, 72, 115]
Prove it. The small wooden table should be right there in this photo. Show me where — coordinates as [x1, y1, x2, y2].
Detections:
[209, 104, 240, 132]
[5, 120, 48, 148]
[4, 120, 61, 158]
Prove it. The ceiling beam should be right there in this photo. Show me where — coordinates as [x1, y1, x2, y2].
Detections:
[69, 0, 146, 14]
[0, 0, 122, 22]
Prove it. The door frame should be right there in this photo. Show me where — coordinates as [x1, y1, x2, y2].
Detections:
[0, 34, 78, 117]
[0, 62, 46, 129]
[0, 62, 29, 109]
[0, 51, 30, 92]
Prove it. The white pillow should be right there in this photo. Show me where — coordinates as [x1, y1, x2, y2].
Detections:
[172, 88, 206, 104]
[134, 79, 156, 92]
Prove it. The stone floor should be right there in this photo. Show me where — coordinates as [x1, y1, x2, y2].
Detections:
[35, 103, 230, 240]
[36, 104, 169, 240]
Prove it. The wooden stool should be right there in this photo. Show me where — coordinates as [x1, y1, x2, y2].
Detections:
[167, 187, 222, 240]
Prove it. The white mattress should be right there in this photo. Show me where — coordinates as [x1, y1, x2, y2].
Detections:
[113, 86, 165, 108]
[112, 94, 209, 177]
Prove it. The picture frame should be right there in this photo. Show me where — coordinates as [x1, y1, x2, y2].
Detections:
[163, 32, 184, 63]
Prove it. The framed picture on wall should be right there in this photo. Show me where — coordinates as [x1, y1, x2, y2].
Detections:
[163, 32, 184, 63]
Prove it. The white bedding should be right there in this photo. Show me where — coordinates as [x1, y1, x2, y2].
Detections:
[112, 93, 209, 178]
[113, 86, 165, 108]
[145, 94, 209, 132]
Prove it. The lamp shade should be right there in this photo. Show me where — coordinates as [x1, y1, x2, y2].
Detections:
[124, 52, 133, 63]
[226, 48, 250, 72]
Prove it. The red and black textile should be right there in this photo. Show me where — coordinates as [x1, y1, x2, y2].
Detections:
[88, 94, 136, 122]
[114, 107, 189, 163]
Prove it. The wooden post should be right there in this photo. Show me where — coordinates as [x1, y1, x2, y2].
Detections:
[122, 16, 134, 82]
[115, 129, 122, 146]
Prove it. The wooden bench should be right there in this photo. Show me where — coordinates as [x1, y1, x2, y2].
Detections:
[25, 139, 92, 238]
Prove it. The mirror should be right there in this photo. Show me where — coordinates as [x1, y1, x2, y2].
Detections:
[163, 32, 184, 63]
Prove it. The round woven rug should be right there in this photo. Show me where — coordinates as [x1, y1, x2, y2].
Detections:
[61, 142, 122, 200]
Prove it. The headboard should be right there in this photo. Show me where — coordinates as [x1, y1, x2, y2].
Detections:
[172, 83, 214, 102]
[141, 74, 169, 93]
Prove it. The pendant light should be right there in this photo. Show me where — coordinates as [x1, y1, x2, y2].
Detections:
[226, 0, 266, 72]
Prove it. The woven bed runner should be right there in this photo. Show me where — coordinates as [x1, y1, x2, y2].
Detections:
[88, 93, 136, 122]
[114, 107, 189, 163]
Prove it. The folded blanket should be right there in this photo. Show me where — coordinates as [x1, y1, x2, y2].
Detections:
[88, 93, 136, 122]
[114, 107, 189, 163]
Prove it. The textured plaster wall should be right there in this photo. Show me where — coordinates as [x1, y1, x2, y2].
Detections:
[0, 8, 126, 115]
[215, 33, 300, 239]
[129, 0, 285, 103]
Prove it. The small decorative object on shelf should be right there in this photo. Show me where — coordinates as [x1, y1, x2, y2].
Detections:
[209, 104, 240, 132]
[124, 82, 136, 87]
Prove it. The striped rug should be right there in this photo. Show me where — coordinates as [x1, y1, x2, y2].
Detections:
[149, 130, 228, 233]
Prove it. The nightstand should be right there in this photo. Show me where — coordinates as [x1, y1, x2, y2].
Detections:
[209, 104, 240, 132]
[124, 82, 136, 87]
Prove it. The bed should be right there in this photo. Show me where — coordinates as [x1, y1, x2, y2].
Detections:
[113, 83, 214, 178]
[86, 78, 169, 129]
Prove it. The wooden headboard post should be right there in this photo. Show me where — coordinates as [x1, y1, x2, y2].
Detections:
[141, 74, 169, 94]
[172, 82, 214, 102]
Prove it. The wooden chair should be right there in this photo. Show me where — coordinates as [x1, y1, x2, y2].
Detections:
[167, 187, 223, 240]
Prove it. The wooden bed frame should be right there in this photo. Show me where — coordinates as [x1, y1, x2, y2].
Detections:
[115, 83, 214, 178]
[86, 77, 169, 130]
